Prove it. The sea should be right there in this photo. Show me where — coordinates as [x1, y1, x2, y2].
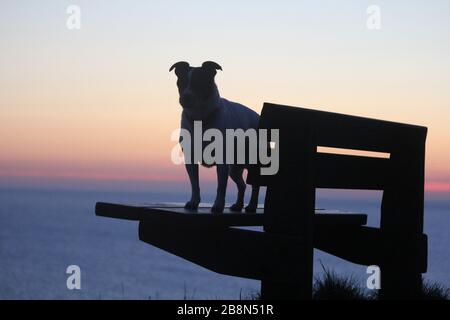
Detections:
[0, 185, 448, 299]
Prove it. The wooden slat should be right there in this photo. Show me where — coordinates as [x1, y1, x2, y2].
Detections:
[95, 202, 264, 227]
[314, 153, 389, 190]
[314, 225, 428, 273]
[248, 153, 390, 190]
[260, 103, 427, 153]
[95, 202, 367, 227]
[139, 221, 306, 281]
[315, 213, 366, 226]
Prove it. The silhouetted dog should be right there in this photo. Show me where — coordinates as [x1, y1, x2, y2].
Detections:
[170, 61, 260, 213]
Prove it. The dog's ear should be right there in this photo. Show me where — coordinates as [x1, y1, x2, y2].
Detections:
[169, 61, 190, 77]
[201, 61, 222, 76]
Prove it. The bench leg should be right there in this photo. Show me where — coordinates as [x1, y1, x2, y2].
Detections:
[381, 266, 422, 299]
[260, 249, 313, 300]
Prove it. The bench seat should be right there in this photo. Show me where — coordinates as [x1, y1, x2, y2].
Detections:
[95, 202, 367, 228]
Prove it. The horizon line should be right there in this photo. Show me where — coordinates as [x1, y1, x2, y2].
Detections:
[1, 172, 450, 194]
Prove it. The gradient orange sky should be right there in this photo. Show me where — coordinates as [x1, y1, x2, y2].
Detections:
[1, 1, 449, 193]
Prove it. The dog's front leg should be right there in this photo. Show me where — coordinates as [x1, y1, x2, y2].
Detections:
[211, 164, 228, 213]
[185, 163, 200, 210]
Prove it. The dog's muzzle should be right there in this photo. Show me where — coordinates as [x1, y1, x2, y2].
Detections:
[180, 93, 195, 108]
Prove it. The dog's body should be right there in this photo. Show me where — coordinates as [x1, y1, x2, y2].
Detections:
[171, 61, 260, 213]
[181, 98, 259, 144]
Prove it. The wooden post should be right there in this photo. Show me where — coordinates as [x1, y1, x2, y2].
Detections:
[260, 116, 315, 300]
[380, 129, 427, 299]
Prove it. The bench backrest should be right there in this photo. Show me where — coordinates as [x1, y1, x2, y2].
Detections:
[248, 102, 427, 234]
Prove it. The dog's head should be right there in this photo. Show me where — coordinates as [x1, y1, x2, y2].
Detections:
[170, 61, 222, 120]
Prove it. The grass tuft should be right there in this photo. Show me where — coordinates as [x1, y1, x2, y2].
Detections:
[418, 280, 449, 300]
[313, 264, 369, 300]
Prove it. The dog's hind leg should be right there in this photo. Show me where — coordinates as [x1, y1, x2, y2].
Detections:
[211, 164, 228, 213]
[245, 184, 259, 213]
[184, 163, 200, 210]
[229, 166, 246, 212]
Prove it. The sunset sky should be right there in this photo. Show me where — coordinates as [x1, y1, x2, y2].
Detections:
[1, 1, 449, 195]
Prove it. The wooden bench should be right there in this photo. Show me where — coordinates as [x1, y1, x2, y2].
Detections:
[95, 102, 428, 300]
